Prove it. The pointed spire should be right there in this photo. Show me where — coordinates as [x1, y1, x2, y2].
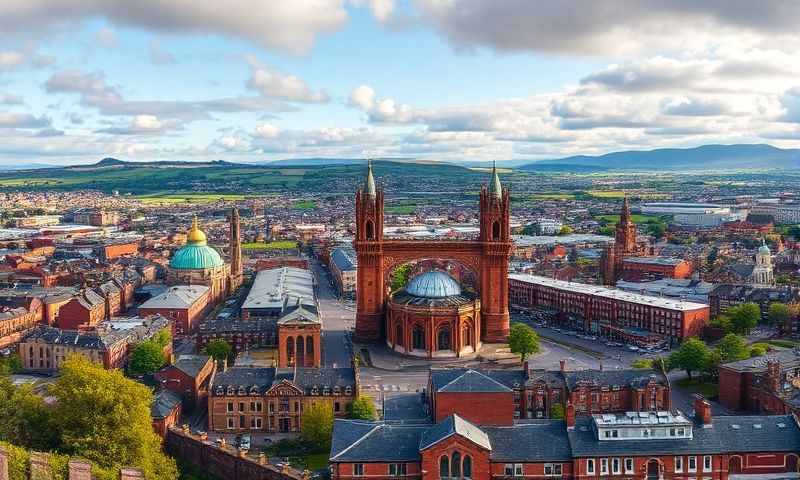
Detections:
[364, 159, 376, 197]
[620, 195, 631, 223]
[488, 160, 502, 198]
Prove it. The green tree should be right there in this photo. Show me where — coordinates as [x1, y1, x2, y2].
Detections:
[750, 343, 770, 357]
[301, 402, 334, 452]
[128, 340, 166, 377]
[508, 323, 540, 363]
[597, 226, 615, 237]
[557, 225, 574, 236]
[390, 264, 413, 291]
[715, 334, 750, 364]
[646, 222, 666, 240]
[153, 328, 172, 348]
[728, 303, 761, 335]
[0, 354, 21, 376]
[0, 377, 55, 450]
[550, 403, 565, 420]
[767, 303, 791, 327]
[203, 339, 232, 361]
[49, 356, 178, 479]
[668, 337, 711, 379]
[630, 358, 654, 369]
[347, 397, 376, 420]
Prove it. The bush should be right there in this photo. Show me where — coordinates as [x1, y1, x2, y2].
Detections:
[630, 358, 653, 369]
[348, 397, 376, 420]
[550, 403, 565, 420]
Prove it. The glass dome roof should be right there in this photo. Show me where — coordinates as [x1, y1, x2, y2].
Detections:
[405, 270, 462, 298]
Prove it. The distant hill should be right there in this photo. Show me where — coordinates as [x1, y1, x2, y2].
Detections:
[0, 162, 57, 171]
[519, 144, 800, 171]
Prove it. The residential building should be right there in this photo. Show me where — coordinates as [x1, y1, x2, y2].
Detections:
[137, 285, 210, 335]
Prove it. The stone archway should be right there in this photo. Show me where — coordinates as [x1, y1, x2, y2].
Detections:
[646, 459, 661, 480]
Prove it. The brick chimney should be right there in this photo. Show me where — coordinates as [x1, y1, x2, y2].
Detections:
[767, 359, 782, 393]
[693, 395, 712, 427]
[566, 402, 576, 430]
[560, 359, 566, 373]
[68, 460, 92, 480]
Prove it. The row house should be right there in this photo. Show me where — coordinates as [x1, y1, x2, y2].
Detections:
[208, 365, 358, 434]
[428, 365, 670, 426]
[154, 354, 216, 410]
[719, 348, 800, 414]
[56, 288, 106, 330]
[0, 297, 43, 349]
[330, 398, 800, 480]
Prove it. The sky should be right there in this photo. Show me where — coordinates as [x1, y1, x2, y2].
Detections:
[3, 1, 800, 165]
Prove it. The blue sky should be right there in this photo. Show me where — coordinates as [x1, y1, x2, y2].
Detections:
[2, 1, 800, 165]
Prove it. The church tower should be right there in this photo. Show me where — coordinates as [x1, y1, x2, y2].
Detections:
[354, 161, 385, 341]
[752, 239, 774, 286]
[601, 196, 637, 285]
[229, 207, 243, 292]
[479, 163, 512, 342]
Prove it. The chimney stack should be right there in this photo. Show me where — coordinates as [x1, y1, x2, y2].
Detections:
[560, 359, 566, 373]
[693, 395, 712, 427]
[565, 402, 576, 430]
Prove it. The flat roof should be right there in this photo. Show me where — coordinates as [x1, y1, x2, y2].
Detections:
[508, 274, 709, 311]
[241, 266, 315, 310]
[623, 256, 686, 266]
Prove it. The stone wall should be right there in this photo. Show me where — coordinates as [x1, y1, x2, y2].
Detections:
[166, 426, 308, 480]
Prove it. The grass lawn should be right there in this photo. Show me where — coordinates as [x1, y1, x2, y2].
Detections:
[767, 339, 800, 348]
[293, 200, 318, 210]
[527, 192, 576, 201]
[289, 453, 330, 471]
[241, 240, 299, 250]
[587, 190, 627, 198]
[675, 377, 718, 398]
[135, 192, 249, 204]
[386, 205, 417, 215]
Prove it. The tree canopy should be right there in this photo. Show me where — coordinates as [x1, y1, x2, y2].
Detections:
[390, 264, 413, 291]
[727, 303, 761, 335]
[347, 397, 377, 420]
[767, 303, 792, 328]
[128, 340, 166, 377]
[203, 339, 232, 361]
[668, 337, 711, 379]
[301, 402, 334, 453]
[508, 323, 540, 363]
[716, 333, 750, 364]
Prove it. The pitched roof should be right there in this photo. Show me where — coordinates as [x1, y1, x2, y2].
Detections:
[563, 370, 668, 390]
[419, 414, 491, 451]
[138, 285, 209, 310]
[485, 422, 572, 462]
[437, 369, 512, 393]
[429, 368, 526, 393]
[166, 354, 212, 378]
[151, 389, 182, 419]
[330, 421, 424, 462]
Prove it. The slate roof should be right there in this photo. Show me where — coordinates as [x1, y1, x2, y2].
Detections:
[331, 248, 357, 272]
[437, 369, 512, 393]
[430, 368, 526, 392]
[564, 370, 667, 390]
[151, 389, 182, 419]
[167, 354, 212, 378]
[211, 366, 356, 396]
[721, 348, 800, 373]
[419, 414, 492, 451]
[330, 421, 425, 462]
[138, 285, 209, 309]
[484, 422, 572, 462]
[212, 367, 276, 394]
[567, 415, 800, 457]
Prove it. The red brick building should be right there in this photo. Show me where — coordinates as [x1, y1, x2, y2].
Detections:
[151, 389, 182, 439]
[56, 289, 106, 330]
[137, 285, 210, 335]
[509, 274, 710, 342]
[719, 349, 800, 415]
[154, 354, 215, 410]
[0, 297, 43, 349]
[428, 365, 670, 425]
[330, 399, 800, 480]
[620, 257, 693, 282]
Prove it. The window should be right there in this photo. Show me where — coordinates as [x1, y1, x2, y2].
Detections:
[463, 456, 472, 478]
[504, 464, 514, 477]
[587, 459, 595, 475]
[612, 458, 620, 475]
[688, 456, 697, 473]
[389, 464, 407, 476]
[544, 464, 562, 476]
[251, 417, 262, 429]
[624, 459, 633, 474]
[703, 456, 711, 472]
[675, 457, 683, 473]
[600, 458, 608, 475]
[238, 402, 245, 412]
[226, 402, 234, 413]
[441, 456, 450, 478]
[451, 452, 461, 478]
[226, 417, 235, 429]
[353, 464, 364, 476]
[335, 402, 341, 413]
[677, 427, 685, 436]
[515, 464, 523, 477]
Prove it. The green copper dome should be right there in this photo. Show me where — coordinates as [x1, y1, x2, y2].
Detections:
[170, 218, 224, 270]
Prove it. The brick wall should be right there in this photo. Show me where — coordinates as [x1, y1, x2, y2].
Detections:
[0, 447, 142, 480]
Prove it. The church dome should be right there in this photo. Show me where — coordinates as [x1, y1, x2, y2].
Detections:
[405, 271, 462, 298]
[758, 242, 771, 255]
[170, 217, 224, 270]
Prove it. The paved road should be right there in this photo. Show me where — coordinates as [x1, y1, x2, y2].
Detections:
[313, 259, 355, 368]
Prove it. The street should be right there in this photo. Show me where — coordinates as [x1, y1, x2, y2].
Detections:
[312, 259, 355, 368]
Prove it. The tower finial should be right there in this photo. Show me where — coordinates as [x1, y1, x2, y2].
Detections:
[364, 159, 376, 197]
[489, 160, 502, 198]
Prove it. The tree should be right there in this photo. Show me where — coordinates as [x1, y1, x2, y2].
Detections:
[646, 222, 666, 240]
[203, 339, 232, 361]
[0, 377, 55, 450]
[668, 338, 711, 379]
[153, 328, 172, 348]
[728, 303, 761, 335]
[301, 402, 334, 452]
[597, 226, 615, 237]
[557, 225, 573, 236]
[630, 358, 654, 369]
[550, 403, 565, 420]
[347, 397, 376, 420]
[48, 356, 177, 479]
[0, 354, 21, 376]
[128, 340, 166, 377]
[715, 334, 750, 364]
[391, 264, 413, 291]
[750, 343, 770, 358]
[767, 303, 791, 328]
[508, 323, 540, 363]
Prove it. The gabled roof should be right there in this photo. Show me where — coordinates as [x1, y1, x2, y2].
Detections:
[330, 420, 423, 462]
[151, 389, 182, 419]
[419, 414, 491, 451]
[429, 368, 526, 392]
[437, 369, 512, 393]
[164, 354, 212, 379]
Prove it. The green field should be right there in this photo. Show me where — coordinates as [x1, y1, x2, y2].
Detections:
[241, 240, 299, 250]
[386, 205, 417, 215]
[135, 192, 251, 204]
[292, 200, 318, 210]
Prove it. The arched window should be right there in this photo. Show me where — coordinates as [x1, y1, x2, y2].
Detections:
[366, 220, 375, 240]
[463, 455, 472, 479]
[296, 336, 305, 366]
[451, 452, 461, 478]
[439, 456, 450, 479]
[286, 336, 294, 365]
[412, 325, 424, 350]
[395, 323, 403, 347]
[462, 324, 472, 348]
[306, 336, 314, 364]
[492, 220, 501, 240]
[437, 327, 451, 351]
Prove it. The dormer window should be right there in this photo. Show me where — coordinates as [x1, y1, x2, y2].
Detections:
[333, 386, 341, 395]
[237, 386, 245, 396]
[227, 387, 234, 396]
[311, 387, 319, 395]
[345, 386, 352, 395]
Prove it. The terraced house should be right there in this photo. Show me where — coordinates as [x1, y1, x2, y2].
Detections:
[330, 398, 800, 480]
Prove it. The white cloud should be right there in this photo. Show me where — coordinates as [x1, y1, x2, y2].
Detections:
[254, 123, 280, 139]
[149, 41, 176, 65]
[95, 27, 118, 48]
[0, 112, 50, 128]
[246, 56, 328, 103]
[0, 1, 349, 55]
